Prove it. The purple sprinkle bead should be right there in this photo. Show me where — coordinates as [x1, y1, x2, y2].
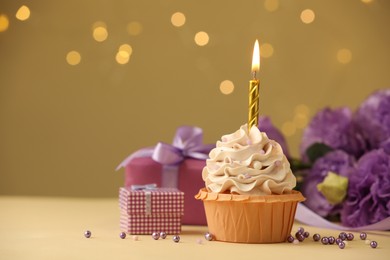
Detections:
[296, 233, 305, 242]
[360, 232, 367, 240]
[347, 233, 354, 241]
[313, 233, 321, 241]
[152, 232, 160, 240]
[173, 235, 180, 243]
[339, 232, 347, 241]
[328, 236, 336, 245]
[160, 232, 167, 239]
[84, 230, 91, 238]
[303, 231, 310, 238]
[297, 227, 304, 234]
[370, 241, 378, 248]
[287, 235, 295, 243]
[338, 241, 345, 249]
[321, 237, 329, 245]
[335, 238, 343, 245]
[205, 232, 213, 241]
[119, 232, 126, 239]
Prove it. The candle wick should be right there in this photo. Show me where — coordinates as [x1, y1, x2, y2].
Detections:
[252, 71, 257, 80]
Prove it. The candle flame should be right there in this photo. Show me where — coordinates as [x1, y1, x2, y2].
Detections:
[251, 40, 260, 78]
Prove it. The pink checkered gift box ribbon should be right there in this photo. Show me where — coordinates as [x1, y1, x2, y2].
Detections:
[119, 186, 184, 234]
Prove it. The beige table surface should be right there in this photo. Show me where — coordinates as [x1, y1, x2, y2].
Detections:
[0, 196, 389, 260]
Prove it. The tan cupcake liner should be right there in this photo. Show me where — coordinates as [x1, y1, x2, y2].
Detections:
[195, 188, 305, 243]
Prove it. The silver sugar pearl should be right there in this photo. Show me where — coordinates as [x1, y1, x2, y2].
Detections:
[152, 232, 160, 240]
[205, 232, 213, 241]
[160, 231, 167, 239]
[173, 235, 180, 243]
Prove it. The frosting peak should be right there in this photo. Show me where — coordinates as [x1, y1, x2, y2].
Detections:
[202, 124, 296, 195]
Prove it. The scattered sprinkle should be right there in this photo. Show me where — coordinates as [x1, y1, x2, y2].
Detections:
[173, 235, 180, 243]
[205, 232, 213, 241]
[152, 232, 160, 240]
[338, 241, 345, 249]
[84, 230, 91, 238]
[119, 232, 126, 239]
[370, 241, 378, 248]
[160, 231, 167, 239]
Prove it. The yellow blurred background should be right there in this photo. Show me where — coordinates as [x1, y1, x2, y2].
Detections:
[1, 0, 389, 197]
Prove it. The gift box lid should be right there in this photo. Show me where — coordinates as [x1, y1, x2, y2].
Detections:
[119, 187, 184, 215]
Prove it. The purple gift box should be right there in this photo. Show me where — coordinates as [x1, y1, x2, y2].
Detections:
[117, 126, 214, 225]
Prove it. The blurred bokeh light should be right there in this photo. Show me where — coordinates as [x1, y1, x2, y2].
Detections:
[15, 5, 30, 21]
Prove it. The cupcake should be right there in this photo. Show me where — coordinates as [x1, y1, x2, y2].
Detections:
[195, 124, 305, 243]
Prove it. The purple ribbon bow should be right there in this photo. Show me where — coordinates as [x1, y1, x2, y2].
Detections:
[131, 183, 157, 191]
[116, 126, 214, 188]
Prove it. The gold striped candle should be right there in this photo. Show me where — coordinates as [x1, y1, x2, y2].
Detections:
[248, 40, 260, 131]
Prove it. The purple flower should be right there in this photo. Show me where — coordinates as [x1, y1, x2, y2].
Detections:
[302, 150, 355, 218]
[355, 89, 390, 150]
[380, 138, 390, 155]
[258, 116, 290, 158]
[341, 149, 390, 227]
[300, 107, 366, 161]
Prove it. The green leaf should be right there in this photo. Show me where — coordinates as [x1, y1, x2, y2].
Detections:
[289, 157, 311, 171]
[317, 172, 349, 205]
[306, 143, 333, 163]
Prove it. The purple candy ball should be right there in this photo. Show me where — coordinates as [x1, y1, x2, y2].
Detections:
[328, 236, 336, 245]
[321, 237, 329, 245]
[338, 241, 346, 249]
[119, 232, 126, 239]
[296, 233, 305, 242]
[339, 232, 347, 241]
[370, 241, 378, 248]
[360, 232, 367, 240]
[313, 233, 321, 242]
[347, 233, 354, 241]
[303, 231, 310, 238]
[287, 235, 295, 243]
[336, 238, 343, 245]
[84, 230, 91, 238]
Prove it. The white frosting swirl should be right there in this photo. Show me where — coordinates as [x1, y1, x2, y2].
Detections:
[202, 124, 296, 195]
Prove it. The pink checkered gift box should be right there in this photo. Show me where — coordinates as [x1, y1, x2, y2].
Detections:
[119, 186, 184, 234]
